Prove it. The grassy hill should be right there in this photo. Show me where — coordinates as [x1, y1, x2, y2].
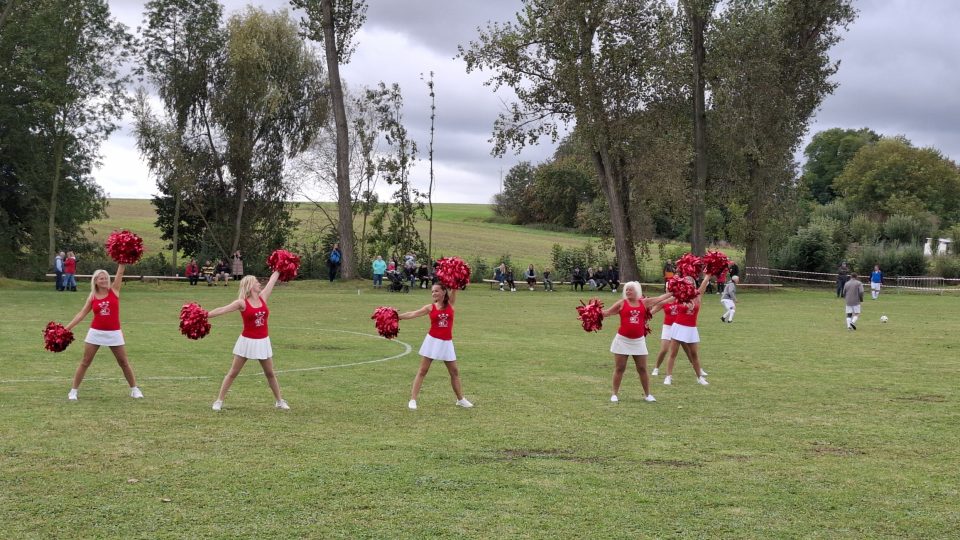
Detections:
[90, 199, 713, 278]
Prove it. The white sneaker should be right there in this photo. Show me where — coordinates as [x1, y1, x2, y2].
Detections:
[651, 368, 659, 376]
[699, 369, 708, 377]
[68, 389, 78, 401]
[130, 387, 144, 399]
[212, 400, 223, 411]
[456, 398, 473, 408]
[275, 399, 290, 410]
[408, 399, 417, 410]
[697, 376, 710, 386]
[511, 288, 516, 292]
[663, 375, 672, 385]
[610, 394, 619, 403]
[644, 394, 656, 402]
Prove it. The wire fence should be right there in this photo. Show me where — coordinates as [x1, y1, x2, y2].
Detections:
[747, 267, 960, 295]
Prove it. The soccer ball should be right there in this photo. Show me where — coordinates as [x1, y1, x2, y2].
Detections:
[880, 315, 889, 323]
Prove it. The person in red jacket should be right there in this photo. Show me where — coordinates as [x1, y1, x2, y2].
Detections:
[399, 283, 472, 410]
[185, 258, 200, 286]
[63, 251, 78, 291]
[206, 271, 288, 411]
[601, 281, 672, 403]
[64, 264, 143, 401]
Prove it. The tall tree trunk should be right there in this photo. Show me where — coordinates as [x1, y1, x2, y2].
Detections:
[47, 132, 65, 266]
[231, 178, 245, 253]
[743, 163, 770, 284]
[690, 6, 708, 256]
[171, 191, 180, 274]
[593, 149, 640, 282]
[321, 0, 356, 279]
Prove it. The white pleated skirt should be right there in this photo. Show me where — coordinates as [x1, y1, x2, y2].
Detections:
[610, 333, 648, 356]
[233, 336, 273, 360]
[660, 324, 673, 341]
[85, 329, 125, 347]
[419, 334, 456, 361]
[670, 323, 700, 344]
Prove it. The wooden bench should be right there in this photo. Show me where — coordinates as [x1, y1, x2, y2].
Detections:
[46, 273, 190, 284]
[482, 278, 571, 290]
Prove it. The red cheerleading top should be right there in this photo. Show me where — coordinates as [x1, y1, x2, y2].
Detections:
[240, 297, 269, 339]
[90, 289, 121, 331]
[617, 300, 649, 339]
[673, 301, 700, 327]
[663, 302, 679, 326]
[428, 303, 454, 341]
[63, 257, 76, 273]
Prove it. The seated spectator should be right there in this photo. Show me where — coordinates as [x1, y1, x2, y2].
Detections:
[594, 267, 609, 291]
[607, 266, 620, 293]
[202, 260, 216, 286]
[571, 267, 585, 291]
[417, 263, 431, 289]
[504, 267, 516, 292]
[495, 263, 507, 291]
[524, 264, 537, 291]
[543, 268, 555, 291]
[215, 259, 230, 286]
[586, 267, 597, 290]
[185, 258, 200, 286]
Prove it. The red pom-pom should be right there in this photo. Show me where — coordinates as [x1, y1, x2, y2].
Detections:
[576, 298, 604, 333]
[435, 257, 471, 290]
[702, 250, 731, 280]
[105, 230, 144, 264]
[179, 303, 211, 340]
[43, 321, 74, 352]
[266, 249, 301, 282]
[675, 253, 704, 278]
[371, 306, 400, 339]
[667, 276, 699, 303]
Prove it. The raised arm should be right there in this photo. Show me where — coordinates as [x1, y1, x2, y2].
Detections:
[698, 274, 711, 294]
[643, 292, 674, 309]
[398, 303, 432, 320]
[65, 295, 94, 331]
[259, 271, 281, 302]
[208, 299, 245, 319]
[447, 287, 458, 307]
[112, 264, 125, 293]
[601, 299, 624, 318]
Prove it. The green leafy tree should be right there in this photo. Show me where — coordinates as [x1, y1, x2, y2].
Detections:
[492, 162, 537, 224]
[801, 127, 880, 204]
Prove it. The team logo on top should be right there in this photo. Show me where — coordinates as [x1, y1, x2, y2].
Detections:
[437, 313, 450, 328]
[629, 310, 641, 324]
[668, 305, 679, 315]
[97, 301, 111, 316]
[254, 311, 266, 327]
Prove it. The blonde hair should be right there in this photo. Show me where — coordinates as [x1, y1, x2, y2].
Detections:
[90, 269, 110, 294]
[237, 275, 258, 301]
[622, 281, 642, 300]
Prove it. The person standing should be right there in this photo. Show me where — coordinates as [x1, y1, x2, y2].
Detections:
[399, 283, 472, 410]
[327, 243, 342, 282]
[728, 260, 740, 280]
[651, 301, 680, 377]
[54, 251, 65, 291]
[185, 258, 200, 286]
[720, 275, 739, 323]
[836, 261, 850, 298]
[663, 260, 676, 285]
[63, 251, 78, 291]
[664, 275, 711, 386]
[602, 281, 673, 403]
[231, 251, 244, 281]
[372, 255, 387, 288]
[63, 265, 143, 401]
[843, 272, 864, 330]
[207, 272, 289, 411]
[870, 265, 883, 300]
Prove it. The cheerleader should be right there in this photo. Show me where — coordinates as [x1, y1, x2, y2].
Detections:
[651, 301, 680, 377]
[207, 272, 289, 411]
[664, 275, 711, 386]
[399, 283, 472, 410]
[601, 281, 672, 403]
[64, 265, 143, 401]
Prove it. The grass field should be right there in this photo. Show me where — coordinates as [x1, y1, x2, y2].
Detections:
[88, 199, 715, 277]
[2, 280, 958, 537]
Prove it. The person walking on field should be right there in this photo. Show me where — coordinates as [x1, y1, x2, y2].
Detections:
[63, 264, 143, 401]
[870, 265, 883, 300]
[207, 271, 289, 411]
[399, 283, 472, 410]
[843, 272, 864, 330]
[720, 275, 739, 323]
[602, 281, 673, 403]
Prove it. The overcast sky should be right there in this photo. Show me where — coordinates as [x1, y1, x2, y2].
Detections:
[97, 0, 960, 203]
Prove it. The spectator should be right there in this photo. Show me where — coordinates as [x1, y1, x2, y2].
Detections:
[728, 260, 740, 280]
[63, 251, 78, 292]
[417, 263, 431, 289]
[594, 266, 609, 291]
[608, 266, 620, 293]
[231, 250, 244, 281]
[586, 267, 597, 290]
[216, 259, 230, 286]
[388, 258, 397, 273]
[327, 243, 342, 282]
[202, 260, 216, 286]
[663, 260, 676, 284]
[543, 267, 555, 291]
[372, 255, 387, 288]
[571, 267, 585, 291]
[504, 266, 516, 292]
[836, 261, 850, 298]
[524, 264, 537, 291]
[495, 263, 507, 291]
[185, 258, 200, 286]
[54, 251, 65, 291]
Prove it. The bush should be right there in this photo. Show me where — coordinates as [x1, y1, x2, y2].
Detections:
[883, 214, 933, 243]
[851, 242, 927, 276]
[810, 200, 850, 223]
[774, 224, 842, 273]
[931, 255, 960, 279]
[550, 242, 605, 280]
[849, 214, 881, 244]
[467, 255, 490, 284]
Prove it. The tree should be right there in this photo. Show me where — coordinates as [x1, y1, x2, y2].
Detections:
[292, 0, 368, 279]
[461, 0, 672, 281]
[801, 127, 880, 204]
[422, 71, 436, 260]
[834, 136, 960, 226]
[492, 162, 537, 224]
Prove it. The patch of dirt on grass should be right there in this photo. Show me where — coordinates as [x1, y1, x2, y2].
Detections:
[810, 442, 865, 457]
[891, 394, 946, 403]
[641, 459, 701, 468]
